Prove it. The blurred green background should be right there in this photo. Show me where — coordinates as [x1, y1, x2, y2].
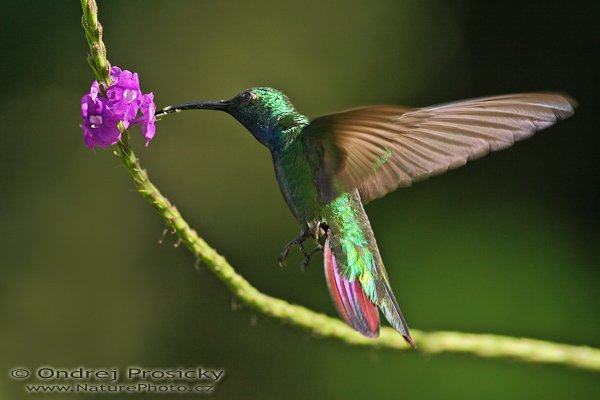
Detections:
[1, 0, 598, 399]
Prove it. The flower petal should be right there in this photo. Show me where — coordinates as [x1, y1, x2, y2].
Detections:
[140, 93, 157, 145]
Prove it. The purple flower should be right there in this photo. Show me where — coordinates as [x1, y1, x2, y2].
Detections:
[80, 66, 157, 150]
[81, 81, 122, 149]
[106, 66, 142, 123]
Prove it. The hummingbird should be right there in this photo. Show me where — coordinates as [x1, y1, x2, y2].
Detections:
[156, 88, 575, 346]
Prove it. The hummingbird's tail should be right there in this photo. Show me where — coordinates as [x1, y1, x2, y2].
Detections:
[324, 238, 379, 337]
[323, 236, 415, 347]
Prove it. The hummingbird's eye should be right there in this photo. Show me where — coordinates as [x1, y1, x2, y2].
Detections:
[239, 91, 253, 103]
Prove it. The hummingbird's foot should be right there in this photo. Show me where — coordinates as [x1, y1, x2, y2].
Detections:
[300, 244, 324, 272]
[278, 229, 312, 268]
[277, 245, 292, 268]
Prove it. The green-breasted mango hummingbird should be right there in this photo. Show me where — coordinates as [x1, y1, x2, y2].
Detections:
[156, 88, 576, 346]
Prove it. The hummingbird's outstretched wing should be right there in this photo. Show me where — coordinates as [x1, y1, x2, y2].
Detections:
[303, 93, 576, 203]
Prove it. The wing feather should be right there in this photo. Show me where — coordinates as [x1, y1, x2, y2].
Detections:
[303, 93, 576, 203]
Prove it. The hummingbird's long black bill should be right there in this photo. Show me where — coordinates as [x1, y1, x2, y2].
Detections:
[155, 100, 230, 118]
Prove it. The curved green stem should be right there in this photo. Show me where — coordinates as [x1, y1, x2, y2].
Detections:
[81, 0, 600, 373]
[80, 0, 111, 84]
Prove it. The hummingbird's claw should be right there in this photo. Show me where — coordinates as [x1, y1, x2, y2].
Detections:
[279, 229, 321, 270]
[278, 233, 304, 268]
[300, 244, 324, 272]
[277, 247, 290, 268]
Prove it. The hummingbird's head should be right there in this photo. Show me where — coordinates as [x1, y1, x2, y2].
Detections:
[226, 87, 302, 145]
[155, 87, 308, 150]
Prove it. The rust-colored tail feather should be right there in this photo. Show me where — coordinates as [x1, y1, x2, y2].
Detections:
[324, 238, 380, 337]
